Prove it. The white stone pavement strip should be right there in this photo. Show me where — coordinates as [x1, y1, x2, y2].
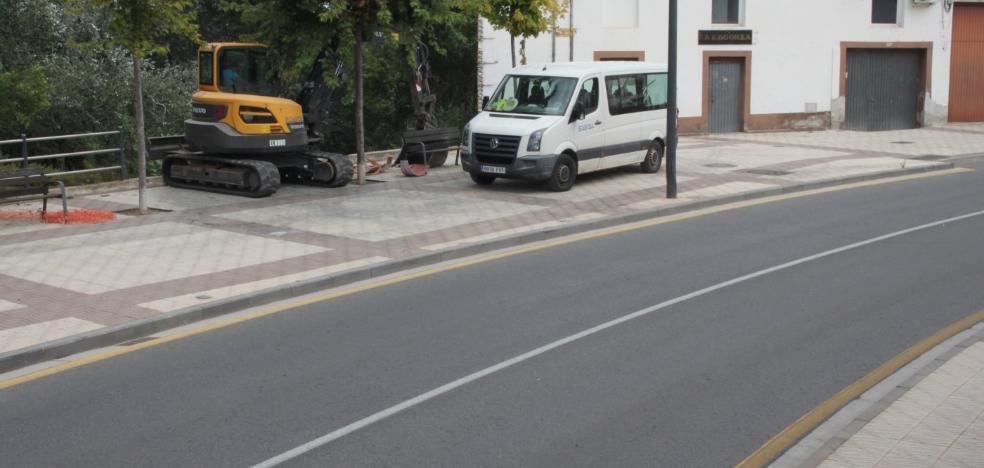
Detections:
[429, 172, 697, 204]
[83, 183, 333, 212]
[0, 300, 26, 313]
[420, 213, 605, 251]
[520, 171, 688, 203]
[0, 318, 103, 354]
[138, 256, 391, 313]
[217, 189, 537, 242]
[676, 143, 852, 175]
[714, 128, 984, 158]
[816, 341, 984, 468]
[0, 222, 328, 294]
[0, 222, 62, 236]
[785, 158, 940, 184]
[622, 180, 777, 211]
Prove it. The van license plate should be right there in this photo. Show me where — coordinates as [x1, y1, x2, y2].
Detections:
[481, 165, 506, 174]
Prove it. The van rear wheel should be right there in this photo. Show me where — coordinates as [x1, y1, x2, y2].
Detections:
[641, 139, 664, 173]
[547, 154, 576, 192]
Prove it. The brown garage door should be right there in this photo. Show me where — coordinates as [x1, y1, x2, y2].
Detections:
[950, 3, 984, 122]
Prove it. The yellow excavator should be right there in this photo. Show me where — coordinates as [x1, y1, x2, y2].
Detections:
[156, 42, 352, 196]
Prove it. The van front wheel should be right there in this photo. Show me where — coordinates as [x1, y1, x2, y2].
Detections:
[641, 139, 664, 173]
[547, 154, 577, 192]
[470, 173, 496, 185]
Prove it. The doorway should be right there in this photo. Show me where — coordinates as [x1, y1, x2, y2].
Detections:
[950, 3, 984, 122]
[708, 58, 745, 133]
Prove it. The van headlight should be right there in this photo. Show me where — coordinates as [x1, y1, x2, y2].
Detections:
[527, 128, 546, 152]
[462, 125, 471, 148]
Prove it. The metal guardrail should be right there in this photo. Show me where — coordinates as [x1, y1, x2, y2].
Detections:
[0, 130, 126, 179]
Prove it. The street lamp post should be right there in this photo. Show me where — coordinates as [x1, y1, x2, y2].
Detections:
[666, 0, 678, 198]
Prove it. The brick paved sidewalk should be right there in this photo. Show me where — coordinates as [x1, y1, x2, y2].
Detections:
[1, 125, 982, 361]
[773, 323, 984, 468]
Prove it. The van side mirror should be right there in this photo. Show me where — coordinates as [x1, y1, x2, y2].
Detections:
[482, 96, 490, 109]
[569, 102, 585, 123]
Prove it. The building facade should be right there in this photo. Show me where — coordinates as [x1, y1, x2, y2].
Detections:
[478, 0, 984, 134]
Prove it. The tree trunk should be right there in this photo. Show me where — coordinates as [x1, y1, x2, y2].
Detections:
[132, 55, 147, 215]
[355, 26, 366, 185]
[510, 34, 516, 68]
[520, 37, 527, 65]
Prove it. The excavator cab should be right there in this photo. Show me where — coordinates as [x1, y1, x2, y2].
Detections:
[186, 43, 308, 154]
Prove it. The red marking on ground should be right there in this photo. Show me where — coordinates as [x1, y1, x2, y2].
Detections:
[0, 209, 116, 224]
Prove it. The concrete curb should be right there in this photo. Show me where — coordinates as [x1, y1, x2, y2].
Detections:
[0, 162, 956, 374]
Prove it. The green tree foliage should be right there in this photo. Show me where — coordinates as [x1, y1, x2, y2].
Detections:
[68, 0, 199, 213]
[0, 0, 66, 70]
[228, 0, 481, 182]
[320, 0, 481, 183]
[483, 0, 565, 67]
[0, 0, 479, 187]
[0, 2, 197, 185]
[70, 0, 199, 57]
[0, 66, 51, 132]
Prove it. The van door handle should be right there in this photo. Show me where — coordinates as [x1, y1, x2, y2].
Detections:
[594, 120, 603, 126]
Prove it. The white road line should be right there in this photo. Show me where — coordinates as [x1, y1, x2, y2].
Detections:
[251, 208, 984, 468]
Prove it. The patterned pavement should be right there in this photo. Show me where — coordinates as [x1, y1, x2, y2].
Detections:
[821, 338, 984, 468]
[773, 324, 984, 468]
[1, 126, 982, 358]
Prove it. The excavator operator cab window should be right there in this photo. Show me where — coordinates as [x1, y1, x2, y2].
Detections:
[199, 52, 214, 86]
[218, 47, 274, 96]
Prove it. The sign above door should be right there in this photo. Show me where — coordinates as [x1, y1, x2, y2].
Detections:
[698, 30, 753, 45]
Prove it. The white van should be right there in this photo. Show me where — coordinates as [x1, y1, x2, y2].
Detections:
[461, 62, 669, 191]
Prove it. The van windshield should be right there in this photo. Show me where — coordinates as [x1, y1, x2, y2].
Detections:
[485, 75, 577, 116]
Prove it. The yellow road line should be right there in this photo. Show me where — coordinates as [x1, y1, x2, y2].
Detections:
[737, 308, 984, 468]
[0, 167, 973, 392]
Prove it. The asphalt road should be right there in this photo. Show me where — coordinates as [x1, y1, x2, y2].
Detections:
[2, 160, 984, 467]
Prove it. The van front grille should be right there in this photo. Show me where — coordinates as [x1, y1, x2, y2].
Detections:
[474, 134, 521, 165]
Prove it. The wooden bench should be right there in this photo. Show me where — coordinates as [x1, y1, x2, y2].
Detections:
[395, 128, 461, 173]
[0, 168, 68, 221]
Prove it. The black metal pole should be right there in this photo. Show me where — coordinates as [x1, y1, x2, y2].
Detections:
[666, 0, 678, 199]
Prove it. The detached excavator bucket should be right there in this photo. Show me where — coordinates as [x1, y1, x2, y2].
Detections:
[399, 159, 429, 177]
[148, 135, 188, 160]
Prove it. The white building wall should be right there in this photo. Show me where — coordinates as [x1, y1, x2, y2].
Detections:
[479, 0, 954, 131]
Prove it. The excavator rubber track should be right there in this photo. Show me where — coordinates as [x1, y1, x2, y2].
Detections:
[162, 154, 281, 198]
[279, 151, 354, 188]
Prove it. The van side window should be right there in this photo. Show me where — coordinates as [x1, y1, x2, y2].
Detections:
[576, 78, 599, 115]
[643, 73, 668, 110]
[606, 74, 645, 115]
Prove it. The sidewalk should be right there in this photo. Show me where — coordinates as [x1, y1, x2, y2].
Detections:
[1, 125, 982, 367]
[772, 322, 984, 468]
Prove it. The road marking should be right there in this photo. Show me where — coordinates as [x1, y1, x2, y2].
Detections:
[739, 307, 984, 468]
[0, 167, 972, 394]
[250, 205, 984, 467]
